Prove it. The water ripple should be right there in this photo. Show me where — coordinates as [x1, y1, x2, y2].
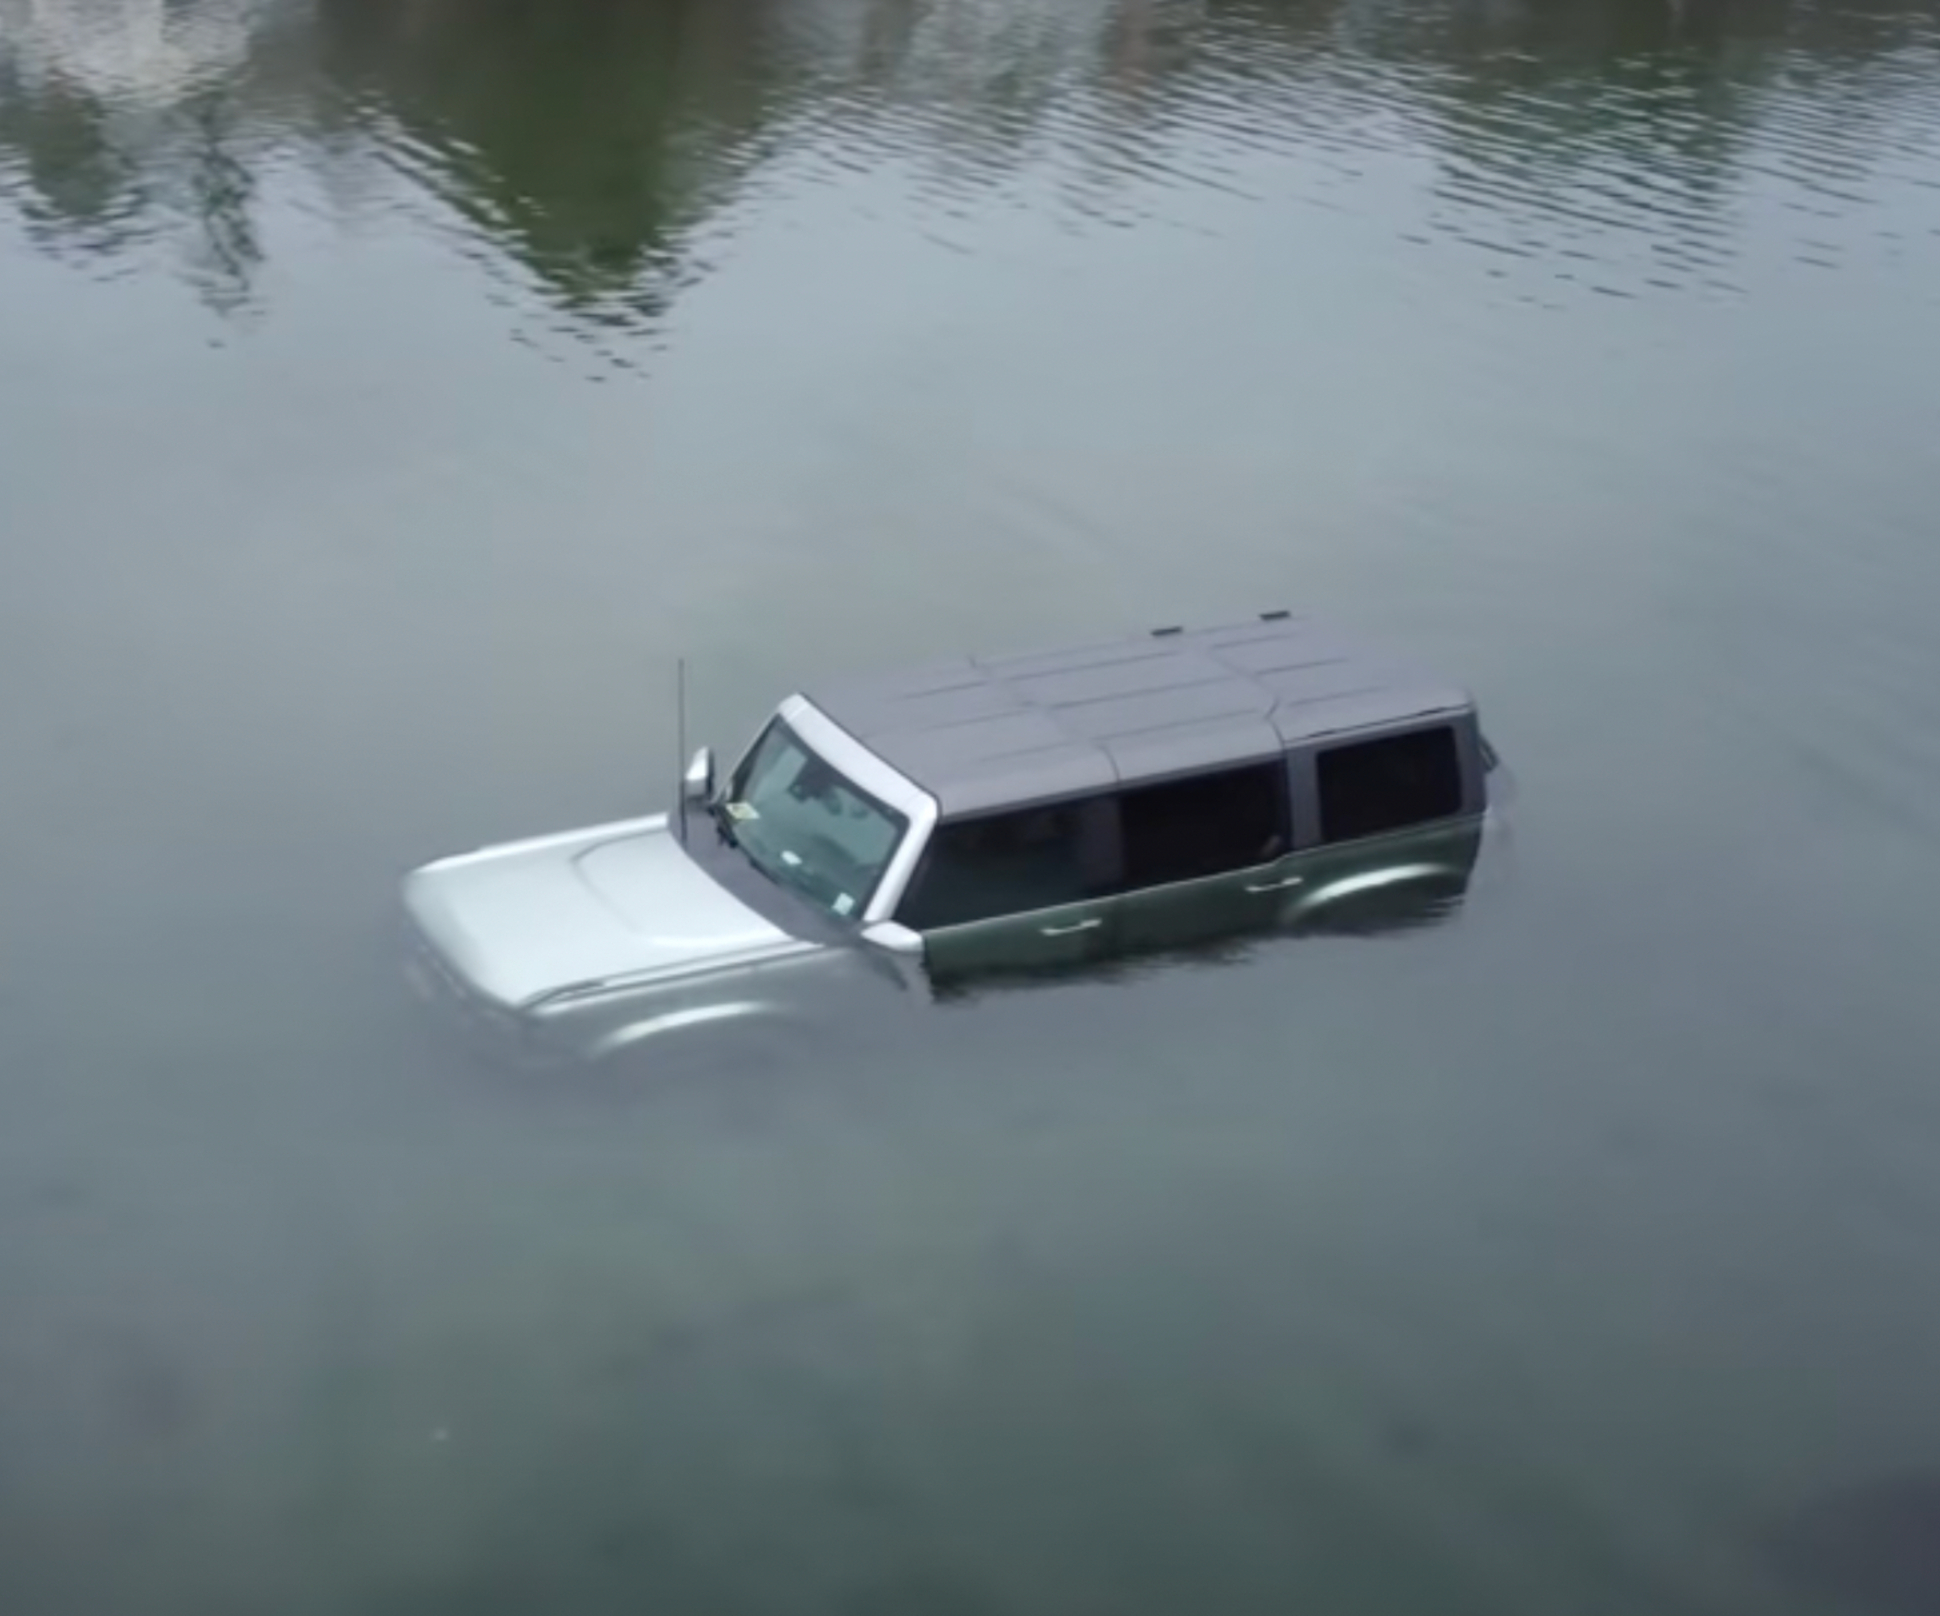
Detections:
[0, 0, 1937, 336]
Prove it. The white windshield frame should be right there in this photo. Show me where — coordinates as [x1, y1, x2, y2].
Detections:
[768, 696, 939, 926]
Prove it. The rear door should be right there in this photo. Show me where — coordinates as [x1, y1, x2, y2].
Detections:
[1111, 759, 1301, 955]
[1286, 721, 1484, 933]
[896, 797, 1119, 988]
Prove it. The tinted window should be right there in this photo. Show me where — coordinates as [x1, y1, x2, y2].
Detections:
[898, 801, 1105, 930]
[1117, 762, 1288, 891]
[1316, 726, 1464, 842]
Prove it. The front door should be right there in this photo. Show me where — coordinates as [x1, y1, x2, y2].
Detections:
[894, 796, 1119, 991]
[921, 892, 1119, 987]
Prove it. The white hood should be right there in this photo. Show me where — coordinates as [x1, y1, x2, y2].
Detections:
[405, 813, 800, 1008]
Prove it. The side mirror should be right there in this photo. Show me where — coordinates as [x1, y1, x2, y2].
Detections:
[682, 745, 715, 806]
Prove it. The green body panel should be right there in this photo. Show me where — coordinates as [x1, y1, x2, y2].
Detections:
[921, 815, 1485, 988]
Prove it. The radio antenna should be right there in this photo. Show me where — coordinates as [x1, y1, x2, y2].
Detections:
[676, 657, 689, 774]
[675, 655, 689, 835]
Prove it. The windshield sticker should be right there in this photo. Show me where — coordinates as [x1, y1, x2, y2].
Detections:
[832, 893, 855, 917]
[779, 849, 802, 867]
[724, 801, 758, 822]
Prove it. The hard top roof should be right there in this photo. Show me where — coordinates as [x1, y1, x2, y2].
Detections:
[804, 613, 1474, 816]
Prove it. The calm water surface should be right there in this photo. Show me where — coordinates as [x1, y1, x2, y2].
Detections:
[5, 1, 1940, 1612]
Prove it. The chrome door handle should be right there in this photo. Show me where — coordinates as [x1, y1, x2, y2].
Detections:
[1244, 875, 1305, 894]
[1039, 918, 1102, 937]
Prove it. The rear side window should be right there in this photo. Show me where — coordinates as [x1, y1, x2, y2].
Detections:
[1316, 726, 1464, 843]
[897, 801, 1107, 930]
[1117, 762, 1288, 891]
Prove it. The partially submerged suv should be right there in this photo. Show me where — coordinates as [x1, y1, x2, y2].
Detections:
[403, 613, 1498, 1064]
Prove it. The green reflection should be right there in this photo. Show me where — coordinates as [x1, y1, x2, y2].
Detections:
[311, 0, 783, 324]
[0, 0, 1934, 322]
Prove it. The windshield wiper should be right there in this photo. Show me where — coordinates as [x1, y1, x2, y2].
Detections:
[710, 804, 796, 896]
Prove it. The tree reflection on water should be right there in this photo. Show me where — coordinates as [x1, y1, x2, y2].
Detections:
[1, 0, 1935, 330]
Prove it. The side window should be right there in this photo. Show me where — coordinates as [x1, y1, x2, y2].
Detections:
[1316, 726, 1463, 843]
[1117, 762, 1288, 892]
[898, 801, 1106, 930]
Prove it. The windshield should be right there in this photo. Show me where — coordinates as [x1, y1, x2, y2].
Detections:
[715, 719, 908, 920]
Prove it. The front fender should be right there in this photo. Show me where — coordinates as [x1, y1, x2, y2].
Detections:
[581, 997, 789, 1062]
[541, 946, 890, 1070]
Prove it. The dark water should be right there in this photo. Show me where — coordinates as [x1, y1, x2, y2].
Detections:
[5, 1, 1940, 1612]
